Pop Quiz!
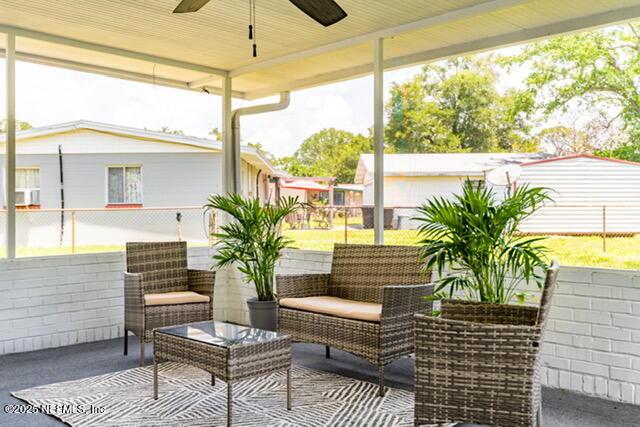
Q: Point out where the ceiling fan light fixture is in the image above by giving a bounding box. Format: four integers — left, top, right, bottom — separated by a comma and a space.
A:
172, 0, 347, 58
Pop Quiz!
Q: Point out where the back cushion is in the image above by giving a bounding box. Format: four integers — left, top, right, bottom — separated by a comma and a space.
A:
126, 241, 188, 293
329, 244, 430, 303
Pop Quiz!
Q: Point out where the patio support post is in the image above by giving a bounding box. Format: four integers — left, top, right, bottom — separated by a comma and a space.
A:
5, 32, 16, 259
373, 37, 384, 245
222, 75, 236, 194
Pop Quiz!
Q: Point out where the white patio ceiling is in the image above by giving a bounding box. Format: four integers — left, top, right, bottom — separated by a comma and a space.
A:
1, 0, 640, 100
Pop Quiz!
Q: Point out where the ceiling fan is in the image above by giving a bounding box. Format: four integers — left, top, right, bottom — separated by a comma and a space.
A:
173, 0, 347, 57
173, 0, 347, 26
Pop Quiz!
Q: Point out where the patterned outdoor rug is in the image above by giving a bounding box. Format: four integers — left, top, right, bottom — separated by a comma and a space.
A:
12, 363, 414, 426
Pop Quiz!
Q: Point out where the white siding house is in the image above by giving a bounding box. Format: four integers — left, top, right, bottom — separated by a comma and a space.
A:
519, 155, 640, 234
355, 153, 545, 227
355, 153, 640, 234
0, 121, 280, 247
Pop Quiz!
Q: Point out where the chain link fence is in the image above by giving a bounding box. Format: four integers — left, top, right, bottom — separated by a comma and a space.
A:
0, 206, 215, 257
281, 204, 640, 252
0, 203, 637, 257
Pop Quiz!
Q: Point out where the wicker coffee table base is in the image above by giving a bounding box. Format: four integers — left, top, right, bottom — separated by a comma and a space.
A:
153, 328, 292, 427
153, 363, 291, 426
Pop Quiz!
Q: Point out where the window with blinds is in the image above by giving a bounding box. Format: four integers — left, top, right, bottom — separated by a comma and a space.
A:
107, 166, 142, 205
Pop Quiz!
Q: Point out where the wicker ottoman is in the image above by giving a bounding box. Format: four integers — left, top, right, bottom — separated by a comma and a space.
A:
153, 320, 292, 426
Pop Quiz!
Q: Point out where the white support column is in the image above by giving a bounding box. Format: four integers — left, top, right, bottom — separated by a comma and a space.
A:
5, 33, 16, 259
221, 75, 235, 194
373, 38, 384, 245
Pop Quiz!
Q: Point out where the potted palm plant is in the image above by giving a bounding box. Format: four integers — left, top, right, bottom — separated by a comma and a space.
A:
415, 179, 551, 304
205, 193, 301, 331
412, 179, 558, 427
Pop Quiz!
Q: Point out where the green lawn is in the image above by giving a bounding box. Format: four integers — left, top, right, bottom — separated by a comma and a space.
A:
3, 232, 639, 270
284, 229, 640, 271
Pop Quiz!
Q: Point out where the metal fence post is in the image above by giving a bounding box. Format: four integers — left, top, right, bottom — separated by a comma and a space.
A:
602, 205, 607, 252
176, 212, 183, 241
344, 207, 348, 244
71, 210, 77, 254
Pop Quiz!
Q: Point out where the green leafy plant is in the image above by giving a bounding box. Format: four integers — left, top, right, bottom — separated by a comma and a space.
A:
415, 180, 551, 304
205, 194, 302, 301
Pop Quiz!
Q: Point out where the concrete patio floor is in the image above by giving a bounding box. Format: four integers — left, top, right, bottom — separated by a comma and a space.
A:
1, 338, 639, 426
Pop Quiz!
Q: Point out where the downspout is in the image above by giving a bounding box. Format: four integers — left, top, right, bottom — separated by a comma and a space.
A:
255, 169, 262, 199
230, 92, 290, 194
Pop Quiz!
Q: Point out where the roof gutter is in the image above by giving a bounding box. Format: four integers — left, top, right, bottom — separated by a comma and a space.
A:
230, 92, 290, 193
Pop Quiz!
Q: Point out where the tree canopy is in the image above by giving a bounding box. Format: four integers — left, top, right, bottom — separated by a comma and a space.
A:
504, 23, 640, 160
385, 57, 537, 154
276, 128, 372, 183
0, 119, 33, 133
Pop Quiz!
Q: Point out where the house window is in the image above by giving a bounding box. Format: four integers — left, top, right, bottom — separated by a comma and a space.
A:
107, 166, 142, 205
16, 168, 40, 207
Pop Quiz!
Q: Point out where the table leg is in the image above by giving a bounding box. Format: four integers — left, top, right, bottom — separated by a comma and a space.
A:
211, 374, 215, 386
286, 368, 291, 410
153, 358, 158, 400
227, 382, 232, 426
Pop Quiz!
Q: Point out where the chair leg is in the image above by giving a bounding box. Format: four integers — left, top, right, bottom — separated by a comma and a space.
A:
536, 406, 542, 427
153, 357, 158, 400
325, 346, 330, 359
378, 365, 385, 397
123, 329, 128, 356
140, 337, 145, 367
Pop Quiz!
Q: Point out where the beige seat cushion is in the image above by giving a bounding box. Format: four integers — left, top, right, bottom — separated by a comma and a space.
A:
279, 296, 381, 322
144, 291, 210, 306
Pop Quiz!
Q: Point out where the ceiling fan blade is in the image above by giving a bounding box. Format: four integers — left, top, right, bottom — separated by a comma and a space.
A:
173, 0, 211, 13
289, 0, 347, 27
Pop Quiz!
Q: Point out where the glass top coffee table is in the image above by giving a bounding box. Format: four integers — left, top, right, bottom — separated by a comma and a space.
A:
153, 321, 292, 426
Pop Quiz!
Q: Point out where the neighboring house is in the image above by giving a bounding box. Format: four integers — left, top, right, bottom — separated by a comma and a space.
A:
355, 152, 545, 205
518, 154, 640, 235
355, 152, 640, 234
0, 120, 281, 247
333, 184, 363, 208
355, 152, 545, 228
278, 177, 363, 208
279, 177, 331, 204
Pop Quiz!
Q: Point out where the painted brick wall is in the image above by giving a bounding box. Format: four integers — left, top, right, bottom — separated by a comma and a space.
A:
0, 247, 222, 355
0, 247, 328, 354
542, 267, 640, 404
223, 249, 332, 325
2, 247, 640, 405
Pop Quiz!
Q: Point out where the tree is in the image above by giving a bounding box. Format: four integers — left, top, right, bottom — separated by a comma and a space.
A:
534, 126, 593, 156
158, 126, 184, 135
504, 23, 640, 160
534, 116, 626, 156
0, 119, 33, 133
209, 127, 223, 141
385, 57, 536, 154
279, 128, 372, 183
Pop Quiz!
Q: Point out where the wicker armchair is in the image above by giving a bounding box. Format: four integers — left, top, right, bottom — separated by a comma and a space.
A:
276, 244, 433, 396
414, 260, 560, 427
124, 241, 215, 366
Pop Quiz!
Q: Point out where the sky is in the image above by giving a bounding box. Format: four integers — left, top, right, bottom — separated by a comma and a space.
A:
0, 59, 425, 158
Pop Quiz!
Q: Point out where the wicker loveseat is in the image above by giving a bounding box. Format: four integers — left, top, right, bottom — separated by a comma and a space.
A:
276, 243, 433, 396
414, 260, 560, 427
124, 241, 215, 366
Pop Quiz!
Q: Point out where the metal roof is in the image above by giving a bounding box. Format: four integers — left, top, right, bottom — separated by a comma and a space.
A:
521, 154, 640, 168
0, 119, 280, 174
355, 152, 546, 182
1, 1, 639, 100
